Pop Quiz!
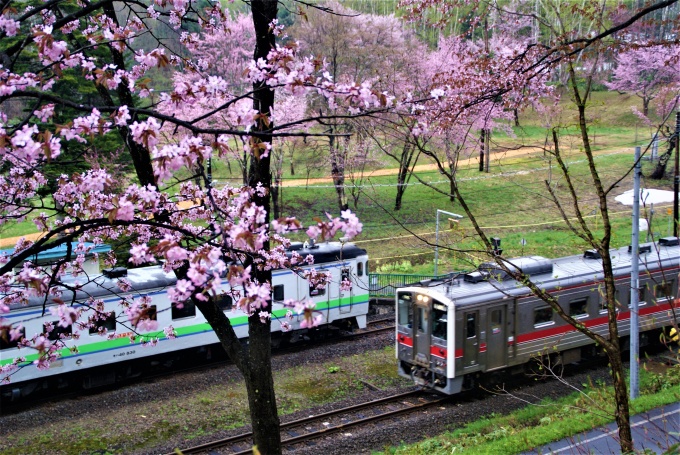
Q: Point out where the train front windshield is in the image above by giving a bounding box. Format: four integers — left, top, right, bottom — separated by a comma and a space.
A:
397, 291, 447, 339
397, 292, 413, 328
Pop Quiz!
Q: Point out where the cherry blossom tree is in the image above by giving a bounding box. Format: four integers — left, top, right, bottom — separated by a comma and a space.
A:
293, 1, 423, 211
0, 0, 390, 452
607, 43, 680, 116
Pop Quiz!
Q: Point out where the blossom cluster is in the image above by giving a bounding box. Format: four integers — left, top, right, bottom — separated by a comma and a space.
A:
0, 0, 379, 384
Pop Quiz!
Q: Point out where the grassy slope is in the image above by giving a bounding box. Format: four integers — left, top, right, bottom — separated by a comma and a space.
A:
3, 91, 675, 274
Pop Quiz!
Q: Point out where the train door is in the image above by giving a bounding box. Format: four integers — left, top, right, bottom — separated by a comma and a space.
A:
463, 310, 479, 368
413, 300, 431, 367
485, 305, 507, 370
339, 267, 351, 314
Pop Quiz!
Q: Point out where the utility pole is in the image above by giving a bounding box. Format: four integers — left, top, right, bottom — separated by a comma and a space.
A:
483, 17, 490, 173
630, 146, 641, 400
674, 112, 679, 238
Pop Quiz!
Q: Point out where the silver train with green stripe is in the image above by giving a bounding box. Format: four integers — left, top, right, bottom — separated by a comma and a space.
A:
1, 241, 369, 401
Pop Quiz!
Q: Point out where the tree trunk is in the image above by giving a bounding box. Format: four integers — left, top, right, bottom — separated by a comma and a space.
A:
650, 136, 675, 179
608, 346, 634, 453
479, 129, 485, 172
569, 61, 633, 453
394, 142, 413, 211
245, 1, 281, 453
329, 129, 348, 211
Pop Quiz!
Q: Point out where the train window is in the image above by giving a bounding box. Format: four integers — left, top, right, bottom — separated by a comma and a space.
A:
357, 262, 363, 277
397, 293, 413, 328
0, 326, 25, 350
89, 311, 116, 335
341, 268, 351, 290
417, 307, 428, 333
628, 285, 649, 308
533, 307, 553, 327
600, 289, 622, 313
172, 300, 196, 320
134, 305, 157, 328
272, 284, 284, 302
365, 261, 369, 275
466, 313, 476, 338
638, 285, 647, 304
216, 293, 233, 311
44, 321, 72, 341
654, 280, 675, 302
491, 309, 502, 326
432, 304, 447, 340
309, 284, 326, 297
569, 298, 589, 318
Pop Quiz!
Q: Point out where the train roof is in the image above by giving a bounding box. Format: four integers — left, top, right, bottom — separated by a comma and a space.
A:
400, 240, 680, 308
1, 242, 111, 261
286, 241, 367, 263
6, 241, 366, 311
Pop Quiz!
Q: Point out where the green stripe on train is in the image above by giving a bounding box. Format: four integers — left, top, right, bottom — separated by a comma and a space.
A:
0, 295, 369, 367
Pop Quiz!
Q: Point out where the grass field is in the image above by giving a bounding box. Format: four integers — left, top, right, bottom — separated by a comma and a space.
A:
1, 91, 676, 274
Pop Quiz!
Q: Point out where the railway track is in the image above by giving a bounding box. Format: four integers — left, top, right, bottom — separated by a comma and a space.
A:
169, 390, 447, 455
1, 316, 395, 412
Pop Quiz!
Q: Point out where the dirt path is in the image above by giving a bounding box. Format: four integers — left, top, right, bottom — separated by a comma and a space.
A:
0, 145, 625, 249
280, 145, 549, 187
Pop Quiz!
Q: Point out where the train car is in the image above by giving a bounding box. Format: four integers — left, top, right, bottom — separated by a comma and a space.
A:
0, 241, 369, 401
396, 238, 680, 394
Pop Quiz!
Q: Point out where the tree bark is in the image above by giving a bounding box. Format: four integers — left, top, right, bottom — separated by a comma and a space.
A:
329, 129, 349, 211
650, 136, 675, 179
570, 62, 633, 453
394, 141, 414, 211
245, 1, 281, 453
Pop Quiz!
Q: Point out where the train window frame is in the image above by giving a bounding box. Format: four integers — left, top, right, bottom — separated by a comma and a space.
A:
653, 280, 675, 303
272, 284, 285, 302
44, 321, 73, 341
216, 293, 233, 311
533, 307, 554, 328
341, 268, 351, 290
309, 284, 326, 297
569, 297, 589, 319
172, 300, 196, 320
417, 306, 428, 333
636, 284, 649, 306
465, 313, 476, 339
357, 261, 363, 277
1, 326, 25, 350
599, 289, 622, 314
432, 302, 447, 340
89, 311, 116, 335
627, 285, 649, 309
397, 293, 413, 329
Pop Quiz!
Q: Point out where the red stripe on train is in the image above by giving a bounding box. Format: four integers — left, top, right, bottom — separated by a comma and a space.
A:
396, 334, 448, 359
516, 302, 676, 345
397, 334, 413, 347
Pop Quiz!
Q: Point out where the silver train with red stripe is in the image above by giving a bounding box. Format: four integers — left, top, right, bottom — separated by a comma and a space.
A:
396, 238, 680, 394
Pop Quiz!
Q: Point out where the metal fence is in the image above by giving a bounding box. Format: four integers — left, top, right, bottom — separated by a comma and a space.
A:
368, 273, 453, 299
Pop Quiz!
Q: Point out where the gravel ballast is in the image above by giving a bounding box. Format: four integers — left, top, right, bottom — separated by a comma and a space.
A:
0, 322, 619, 455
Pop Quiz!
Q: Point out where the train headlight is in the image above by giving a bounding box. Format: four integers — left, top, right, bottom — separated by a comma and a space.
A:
416, 294, 430, 303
